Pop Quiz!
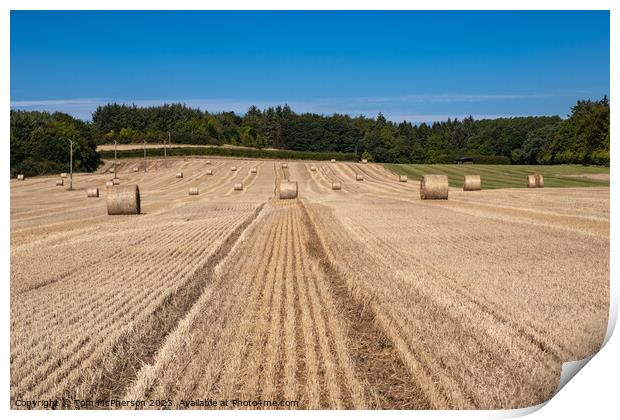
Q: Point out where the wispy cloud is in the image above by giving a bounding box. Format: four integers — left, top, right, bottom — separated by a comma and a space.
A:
10, 98, 107, 107
345, 93, 547, 104
10, 93, 554, 124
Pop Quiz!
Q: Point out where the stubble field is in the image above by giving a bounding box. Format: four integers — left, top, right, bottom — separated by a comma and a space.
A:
10, 157, 609, 409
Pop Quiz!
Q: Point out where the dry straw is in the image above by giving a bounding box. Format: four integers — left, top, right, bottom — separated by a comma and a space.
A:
310, 166, 317, 171
105, 180, 114, 187
251, 167, 257, 174
282, 163, 288, 168
206, 160, 212, 165
133, 167, 139, 172
331, 182, 341, 190
60, 173, 67, 178
113, 178, 121, 185
231, 166, 237, 171
420, 175, 449, 200
463, 175, 481, 191
330, 159, 336, 163
206, 169, 213, 175
399, 175, 408, 182
56, 179, 64, 186
527, 174, 538, 188
109, 168, 115, 173
361, 159, 368, 163
189, 187, 199, 196
87, 187, 99, 198
535, 173, 544, 188
234, 182, 243, 191
356, 174, 364, 181
107, 185, 141, 215
17, 174, 25, 181
176, 172, 183, 178
279, 181, 298, 199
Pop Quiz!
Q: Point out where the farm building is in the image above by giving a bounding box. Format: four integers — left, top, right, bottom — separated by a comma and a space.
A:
456, 156, 474, 164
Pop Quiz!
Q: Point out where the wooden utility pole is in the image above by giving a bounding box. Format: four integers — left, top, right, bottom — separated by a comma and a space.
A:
164, 132, 168, 167
69, 139, 74, 190
114, 139, 118, 180
143, 139, 147, 172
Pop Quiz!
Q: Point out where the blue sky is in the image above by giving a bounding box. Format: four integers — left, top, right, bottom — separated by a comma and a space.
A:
10, 10, 609, 123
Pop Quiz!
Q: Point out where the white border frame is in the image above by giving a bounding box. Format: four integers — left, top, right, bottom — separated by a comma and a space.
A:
2, 2, 616, 419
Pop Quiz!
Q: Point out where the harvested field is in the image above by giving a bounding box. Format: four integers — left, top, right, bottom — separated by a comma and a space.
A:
10, 158, 609, 410
386, 163, 610, 189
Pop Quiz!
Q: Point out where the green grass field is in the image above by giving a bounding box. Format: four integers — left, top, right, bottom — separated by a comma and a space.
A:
383, 164, 610, 189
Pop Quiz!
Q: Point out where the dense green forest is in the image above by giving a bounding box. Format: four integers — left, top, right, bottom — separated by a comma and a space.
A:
10, 96, 610, 176
10, 111, 100, 176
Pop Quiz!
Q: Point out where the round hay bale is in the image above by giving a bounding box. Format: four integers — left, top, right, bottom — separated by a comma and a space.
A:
310, 166, 317, 172
527, 174, 537, 188
231, 166, 237, 172
189, 187, 199, 196
87, 187, 99, 198
356, 174, 364, 181
361, 159, 368, 164
60, 172, 68, 178
105, 180, 114, 187
282, 163, 288, 168
250, 167, 257, 174
109, 168, 115, 173
17, 174, 25, 180
279, 181, 298, 199
112, 178, 121, 185
107, 185, 141, 215
176, 172, 183, 178
56, 179, 64, 186
133, 167, 139, 172
399, 175, 408, 182
535, 173, 544, 188
234, 182, 243, 191
331, 182, 341, 190
420, 175, 449, 200
463, 175, 481, 191
330, 159, 336, 163
206, 169, 213, 175
206, 160, 212, 165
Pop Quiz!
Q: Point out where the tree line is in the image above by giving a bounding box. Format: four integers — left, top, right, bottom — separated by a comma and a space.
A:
10, 110, 100, 176
10, 96, 609, 176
